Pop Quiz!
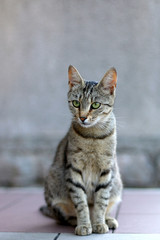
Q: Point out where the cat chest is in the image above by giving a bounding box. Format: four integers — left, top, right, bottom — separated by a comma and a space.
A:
74, 137, 112, 155
68, 137, 114, 202
68, 136, 113, 171
82, 161, 99, 203
69, 136, 113, 163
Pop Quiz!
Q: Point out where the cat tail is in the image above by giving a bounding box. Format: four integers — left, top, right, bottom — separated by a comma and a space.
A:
40, 205, 54, 218
39, 205, 77, 226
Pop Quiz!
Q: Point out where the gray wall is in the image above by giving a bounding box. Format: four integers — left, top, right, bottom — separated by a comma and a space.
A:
0, 0, 160, 187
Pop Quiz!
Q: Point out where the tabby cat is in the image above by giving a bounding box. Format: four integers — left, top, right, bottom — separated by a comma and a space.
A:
40, 65, 122, 235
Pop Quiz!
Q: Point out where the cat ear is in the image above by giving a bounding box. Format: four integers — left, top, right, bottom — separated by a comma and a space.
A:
68, 65, 84, 89
98, 67, 117, 95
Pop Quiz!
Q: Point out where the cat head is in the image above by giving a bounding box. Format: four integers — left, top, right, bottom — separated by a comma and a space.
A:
68, 65, 117, 128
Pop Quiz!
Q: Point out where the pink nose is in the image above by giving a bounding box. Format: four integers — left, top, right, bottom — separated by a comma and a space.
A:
80, 117, 87, 122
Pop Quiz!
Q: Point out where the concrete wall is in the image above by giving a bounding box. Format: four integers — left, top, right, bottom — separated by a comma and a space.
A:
0, 0, 160, 187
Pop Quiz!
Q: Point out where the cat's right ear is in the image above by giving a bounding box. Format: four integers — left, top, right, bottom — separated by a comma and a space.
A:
68, 65, 84, 89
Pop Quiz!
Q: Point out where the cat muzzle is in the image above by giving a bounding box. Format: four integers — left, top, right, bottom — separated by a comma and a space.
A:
80, 117, 87, 123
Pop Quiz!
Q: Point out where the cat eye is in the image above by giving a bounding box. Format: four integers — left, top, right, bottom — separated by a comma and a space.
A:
91, 102, 101, 109
72, 100, 80, 108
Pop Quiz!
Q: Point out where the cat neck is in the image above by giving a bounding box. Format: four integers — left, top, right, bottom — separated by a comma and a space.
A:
72, 112, 115, 139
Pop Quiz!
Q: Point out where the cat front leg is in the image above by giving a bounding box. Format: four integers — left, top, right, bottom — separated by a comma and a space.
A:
66, 169, 92, 236
92, 169, 112, 234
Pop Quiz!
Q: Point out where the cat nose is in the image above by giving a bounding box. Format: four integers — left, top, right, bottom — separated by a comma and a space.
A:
80, 117, 87, 123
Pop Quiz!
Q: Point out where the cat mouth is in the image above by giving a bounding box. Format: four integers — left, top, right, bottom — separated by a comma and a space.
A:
78, 119, 97, 128
78, 119, 91, 127
80, 121, 90, 126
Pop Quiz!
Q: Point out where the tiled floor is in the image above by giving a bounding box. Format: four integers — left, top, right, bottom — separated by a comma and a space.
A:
0, 188, 160, 239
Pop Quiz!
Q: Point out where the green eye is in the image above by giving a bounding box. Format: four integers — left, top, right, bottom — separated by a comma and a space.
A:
72, 100, 80, 108
91, 102, 101, 109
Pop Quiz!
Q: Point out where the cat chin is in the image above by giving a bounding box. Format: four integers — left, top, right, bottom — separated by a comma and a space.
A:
77, 121, 91, 128
79, 123, 93, 128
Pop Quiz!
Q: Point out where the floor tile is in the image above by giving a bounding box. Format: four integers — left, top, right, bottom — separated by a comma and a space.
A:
116, 214, 160, 234
59, 233, 160, 240
0, 232, 58, 240
120, 189, 160, 214
0, 192, 74, 233
0, 193, 26, 210
0, 188, 160, 235
116, 189, 160, 234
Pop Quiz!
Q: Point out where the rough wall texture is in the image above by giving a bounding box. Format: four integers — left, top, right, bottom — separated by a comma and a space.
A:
0, 136, 160, 187
0, 0, 160, 187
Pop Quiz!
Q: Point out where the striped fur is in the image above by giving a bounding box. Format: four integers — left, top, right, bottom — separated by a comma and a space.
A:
41, 66, 122, 236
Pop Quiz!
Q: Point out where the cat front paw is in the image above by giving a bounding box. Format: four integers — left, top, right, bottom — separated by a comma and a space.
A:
75, 224, 92, 236
106, 217, 118, 230
92, 223, 109, 234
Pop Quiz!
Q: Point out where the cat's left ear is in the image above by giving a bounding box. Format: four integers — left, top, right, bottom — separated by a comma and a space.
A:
68, 65, 84, 89
98, 67, 117, 95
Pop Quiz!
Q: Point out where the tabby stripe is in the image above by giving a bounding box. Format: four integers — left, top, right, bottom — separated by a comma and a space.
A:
77, 204, 88, 213
95, 201, 108, 207
104, 104, 113, 107
68, 188, 75, 193
104, 128, 115, 138
83, 82, 97, 96
66, 164, 82, 176
63, 140, 68, 164
100, 169, 110, 177
66, 178, 86, 193
101, 196, 109, 201
77, 207, 84, 213
74, 200, 84, 209
73, 195, 81, 200
95, 181, 111, 192
73, 125, 115, 140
